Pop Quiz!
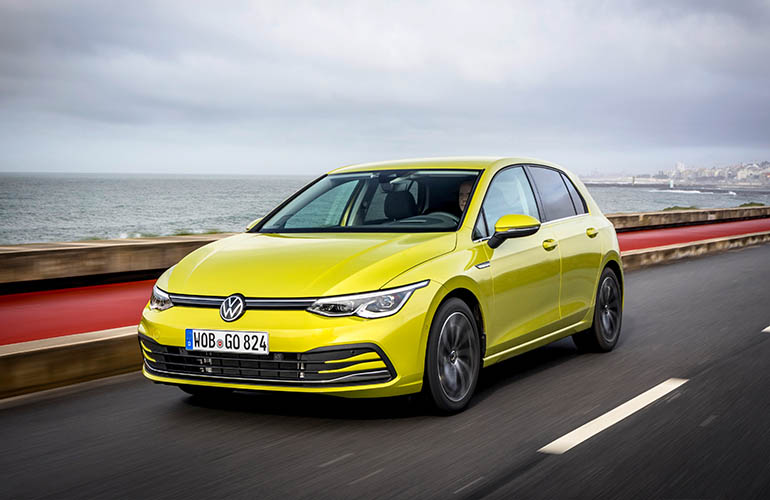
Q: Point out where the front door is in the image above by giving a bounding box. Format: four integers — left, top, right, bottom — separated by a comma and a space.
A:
477, 166, 561, 356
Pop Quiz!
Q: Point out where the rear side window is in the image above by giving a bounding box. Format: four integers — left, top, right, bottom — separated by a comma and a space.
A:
561, 173, 587, 215
528, 166, 576, 221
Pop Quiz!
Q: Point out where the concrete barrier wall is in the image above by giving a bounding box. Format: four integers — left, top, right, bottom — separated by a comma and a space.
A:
0, 234, 233, 286
1, 206, 769, 286
0, 326, 140, 399
609, 206, 770, 231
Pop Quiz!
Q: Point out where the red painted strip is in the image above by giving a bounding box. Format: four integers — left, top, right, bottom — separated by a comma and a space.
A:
2, 218, 769, 346
0, 280, 153, 346
617, 218, 770, 252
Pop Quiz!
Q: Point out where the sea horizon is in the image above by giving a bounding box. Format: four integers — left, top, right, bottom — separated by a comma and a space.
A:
1, 172, 768, 245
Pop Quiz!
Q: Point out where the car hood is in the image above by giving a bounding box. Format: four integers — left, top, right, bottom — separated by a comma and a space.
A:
164, 232, 456, 297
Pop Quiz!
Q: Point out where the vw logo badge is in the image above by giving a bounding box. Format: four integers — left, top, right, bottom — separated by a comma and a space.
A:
220, 294, 245, 322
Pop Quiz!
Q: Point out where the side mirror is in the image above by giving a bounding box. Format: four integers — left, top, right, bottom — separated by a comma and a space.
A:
488, 214, 541, 249
245, 217, 263, 231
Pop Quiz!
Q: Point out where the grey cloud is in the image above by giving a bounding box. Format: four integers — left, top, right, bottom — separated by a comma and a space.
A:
0, 0, 768, 175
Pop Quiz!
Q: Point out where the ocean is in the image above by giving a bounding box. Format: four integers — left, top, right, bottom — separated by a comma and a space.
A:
1, 173, 768, 245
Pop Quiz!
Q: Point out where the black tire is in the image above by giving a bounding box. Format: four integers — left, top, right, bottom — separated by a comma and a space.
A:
178, 385, 230, 398
424, 298, 481, 413
573, 267, 623, 352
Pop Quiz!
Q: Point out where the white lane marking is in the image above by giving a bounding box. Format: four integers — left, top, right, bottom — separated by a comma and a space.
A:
762, 325, 770, 333
347, 468, 384, 486
538, 378, 688, 455
700, 415, 718, 427
453, 477, 484, 494
319, 452, 354, 468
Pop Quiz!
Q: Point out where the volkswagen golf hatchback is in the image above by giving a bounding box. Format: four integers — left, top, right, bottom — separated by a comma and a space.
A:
140, 157, 623, 411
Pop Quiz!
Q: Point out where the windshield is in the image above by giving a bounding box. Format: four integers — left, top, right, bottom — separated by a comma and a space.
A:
258, 170, 480, 233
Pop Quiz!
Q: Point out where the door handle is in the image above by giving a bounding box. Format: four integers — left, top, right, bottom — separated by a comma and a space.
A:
586, 227, 598, 238
542, 239, 558, 251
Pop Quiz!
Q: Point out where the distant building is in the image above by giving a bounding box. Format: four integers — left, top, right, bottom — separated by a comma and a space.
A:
657, 160, 770, 185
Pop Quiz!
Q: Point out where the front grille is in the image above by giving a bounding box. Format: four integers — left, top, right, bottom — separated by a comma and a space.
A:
140, 335, 395, 387
166, 292, 316, 310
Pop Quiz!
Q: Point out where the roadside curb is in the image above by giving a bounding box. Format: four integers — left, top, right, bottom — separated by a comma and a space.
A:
0, 326, 139, 399
621, 230, 770, 271
2, 232, 770, 400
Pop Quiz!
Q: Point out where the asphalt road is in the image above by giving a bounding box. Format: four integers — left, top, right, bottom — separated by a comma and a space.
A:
2, 244, 770, 499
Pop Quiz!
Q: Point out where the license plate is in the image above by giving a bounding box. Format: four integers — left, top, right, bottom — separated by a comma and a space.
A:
185, 329, 269, 355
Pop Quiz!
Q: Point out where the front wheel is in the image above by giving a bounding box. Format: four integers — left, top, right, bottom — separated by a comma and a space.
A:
573, 267, 623, 352
424, 298, 481, 413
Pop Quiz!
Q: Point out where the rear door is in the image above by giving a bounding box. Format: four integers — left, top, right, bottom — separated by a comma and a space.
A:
475, 166, 561, 356
527, 166, 602, 327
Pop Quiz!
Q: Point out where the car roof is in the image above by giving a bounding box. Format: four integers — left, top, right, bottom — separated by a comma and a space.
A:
329, 156, 562, 174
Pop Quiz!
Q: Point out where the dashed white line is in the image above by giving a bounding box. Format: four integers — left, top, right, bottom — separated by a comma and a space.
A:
453, 476, 484, 494
762, 325, 770, 333
700, 415, 718, 427
538, 378, 689, 455
347, 468, 384, 485
319, 452, 354, 468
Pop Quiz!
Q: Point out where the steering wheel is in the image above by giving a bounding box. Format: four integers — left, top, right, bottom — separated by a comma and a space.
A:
429, 211, 460, 223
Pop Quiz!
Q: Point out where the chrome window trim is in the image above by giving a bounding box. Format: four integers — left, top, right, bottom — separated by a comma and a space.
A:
540, 212, 591, 226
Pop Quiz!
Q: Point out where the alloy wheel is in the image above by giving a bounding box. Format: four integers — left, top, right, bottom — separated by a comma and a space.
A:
598, 276, 621, 343
437, 311, 479, 403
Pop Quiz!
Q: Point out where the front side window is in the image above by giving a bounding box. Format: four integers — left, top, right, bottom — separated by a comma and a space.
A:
528, 166, 576, 221
259, 170, 480, 233
478, 166, 539, 236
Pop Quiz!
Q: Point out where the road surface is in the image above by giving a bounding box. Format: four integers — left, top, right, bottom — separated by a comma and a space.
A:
1, 244, 769, 499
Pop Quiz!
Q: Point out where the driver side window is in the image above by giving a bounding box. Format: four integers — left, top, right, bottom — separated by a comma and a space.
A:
479, 167, 539, 236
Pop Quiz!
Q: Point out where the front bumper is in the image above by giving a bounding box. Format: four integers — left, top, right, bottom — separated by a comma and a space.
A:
141, 334, 395, 386
138, 280, 442, 397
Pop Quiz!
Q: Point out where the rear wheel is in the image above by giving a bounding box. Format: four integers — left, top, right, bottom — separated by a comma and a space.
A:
425, 298, 481, 413
573, 267, 622, 352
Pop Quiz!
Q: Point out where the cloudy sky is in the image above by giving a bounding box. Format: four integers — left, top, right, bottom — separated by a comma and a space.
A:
1, 0, 768, 176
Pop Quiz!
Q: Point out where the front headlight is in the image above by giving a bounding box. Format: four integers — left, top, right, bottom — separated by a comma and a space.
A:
149, 285, 174, 311
307, 280, 429, 319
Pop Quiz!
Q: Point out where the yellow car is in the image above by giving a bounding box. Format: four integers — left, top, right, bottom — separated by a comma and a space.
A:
139, 157, 623, 412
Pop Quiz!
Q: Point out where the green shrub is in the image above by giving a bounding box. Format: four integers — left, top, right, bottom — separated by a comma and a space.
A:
662, 205, 699, 211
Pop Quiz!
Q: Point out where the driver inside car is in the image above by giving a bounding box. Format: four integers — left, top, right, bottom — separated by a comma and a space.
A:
458, 180, 473, 212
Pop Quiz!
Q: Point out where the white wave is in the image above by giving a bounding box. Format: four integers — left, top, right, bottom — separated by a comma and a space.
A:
648, 189, 711, 194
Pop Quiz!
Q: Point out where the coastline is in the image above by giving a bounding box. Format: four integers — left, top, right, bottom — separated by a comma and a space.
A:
584, 182, 770, 195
